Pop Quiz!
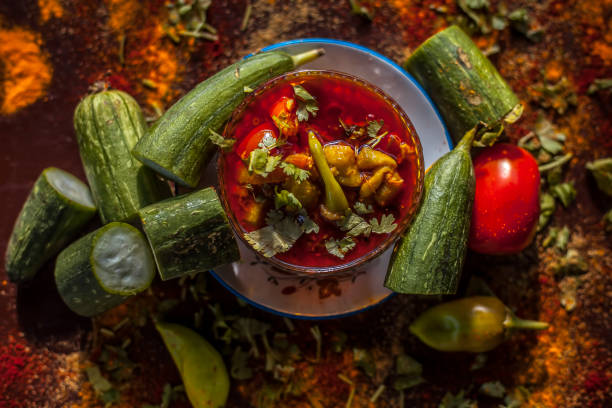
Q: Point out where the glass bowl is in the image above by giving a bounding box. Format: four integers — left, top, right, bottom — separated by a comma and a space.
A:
218, 69, 424, 276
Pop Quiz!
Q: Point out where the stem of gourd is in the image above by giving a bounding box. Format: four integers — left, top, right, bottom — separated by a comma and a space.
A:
291, 48, 325, 67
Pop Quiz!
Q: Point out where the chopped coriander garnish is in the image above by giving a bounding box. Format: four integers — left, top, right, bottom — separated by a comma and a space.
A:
367, 120, 384, 138
274, 189, 302, 212
353, 201, 374, 215
280, 162, 310, 182
338, 212, 372, 238
245, 210, 319, 257
292, 85, 319, 122
325, 237, 356, 259
209, 129, 236, 152
370, 214, 398, 234
248, 149, 281, 177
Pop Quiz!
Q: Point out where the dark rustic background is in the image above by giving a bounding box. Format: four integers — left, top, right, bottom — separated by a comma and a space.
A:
0, 0, 611, 407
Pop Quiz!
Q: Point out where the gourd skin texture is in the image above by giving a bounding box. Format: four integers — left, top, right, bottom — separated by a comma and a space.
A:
156, 322, 230, 408
133, 51, 300, 188
73, 90, 170, 224
385, 130, 475, 295
138, 187, 240, 280
405, 25, 519, 145
4, 167, 96, 283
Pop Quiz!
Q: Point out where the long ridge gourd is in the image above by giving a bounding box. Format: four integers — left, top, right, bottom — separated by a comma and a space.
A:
385, 125, 479, 295
137, 187, 240, 280
54, 222, 156, 317
404, 25, 520, 145
4, 167, 97, 283
73, 90, 171, 224
132, 48, 324, 188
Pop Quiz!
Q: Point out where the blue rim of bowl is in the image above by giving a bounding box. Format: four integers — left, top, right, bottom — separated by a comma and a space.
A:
209, 38, 452, 320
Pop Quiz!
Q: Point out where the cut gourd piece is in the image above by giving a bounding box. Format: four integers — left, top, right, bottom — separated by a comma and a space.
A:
55, 222, 155, 317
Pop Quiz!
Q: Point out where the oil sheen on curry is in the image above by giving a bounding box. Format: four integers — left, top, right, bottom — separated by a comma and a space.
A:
220, 71, 420, 269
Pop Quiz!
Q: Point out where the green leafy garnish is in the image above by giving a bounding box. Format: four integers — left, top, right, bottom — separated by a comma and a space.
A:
479, 381, 506, 399
245, 210, 318, 257
367, 120, 384, 138
586, 158, 612, 197
354, 201, 374, 215
338, 212, 372, 238
538, 192, 556, 231
274, 189, 302, 212
439, 390, 477, 408
393, 353, 424, 391
587, 78, 612, 94
280, 162, 310, 182
209, 129, 236, 152
293, 85, 318, 122
353, 348, 375, 378
370, 214, 398, 234
325, 237, 356, 259
248, 149, 282, 177
551, 182, 576, 208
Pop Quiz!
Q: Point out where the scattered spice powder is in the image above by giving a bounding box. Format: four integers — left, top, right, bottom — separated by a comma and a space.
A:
38, 0, 64, 23
0, 27, 52, 115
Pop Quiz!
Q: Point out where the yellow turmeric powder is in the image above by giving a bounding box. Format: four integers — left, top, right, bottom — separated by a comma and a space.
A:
0, 27, 52, 115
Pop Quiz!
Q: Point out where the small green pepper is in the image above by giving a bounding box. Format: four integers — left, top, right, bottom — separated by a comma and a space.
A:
308, 130, 349, 214
156, 322, 230, 408
410, 296, 548, 352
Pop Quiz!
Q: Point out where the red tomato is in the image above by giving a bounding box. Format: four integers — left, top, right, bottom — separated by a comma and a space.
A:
469, 143, 541, 254
234, 125, 277, 160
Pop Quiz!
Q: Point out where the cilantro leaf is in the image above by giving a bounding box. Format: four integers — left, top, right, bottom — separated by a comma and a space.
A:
551, 182, 576, 208
338, 212, 372, 237
209, 129, 236, 152
353, 201, 374, 215
274, 189, 302, 211
248, 149, 281, 177
280, 162, 310, 182
367, 120, 384, 138
292, 85, 318, 122
245, 210, 318, 257
370, 214, 397, 234
325, 237, 356, 259
297, 211, 320, 234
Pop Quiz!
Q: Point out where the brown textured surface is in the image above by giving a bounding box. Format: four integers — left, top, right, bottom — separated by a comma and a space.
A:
0, 1, 611, 407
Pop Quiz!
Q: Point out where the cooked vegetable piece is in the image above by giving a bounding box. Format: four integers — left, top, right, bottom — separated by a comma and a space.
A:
5, 167, 97, 283
324, 143, 362, 187
357, 146, 398, 170
138, 187, 240, 280
376, 170, 404, 206
385, 125, 478, 295
270, 96, 299, 139
155, 322, 229, 408
133, 49, 324, 188
235, 125, 277, 161
283, 178, 320, 210
55, 222, 155, 317
73, 90, 170, 224
410, 296, 548, 352
404, 25, 521, 144
308, 131, 349, 215
360, 166, 393, 199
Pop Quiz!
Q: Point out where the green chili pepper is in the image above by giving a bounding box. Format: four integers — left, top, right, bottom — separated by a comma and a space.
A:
308, 130, 349, 214
410, 296, 548, 352
155, 322, 229, 408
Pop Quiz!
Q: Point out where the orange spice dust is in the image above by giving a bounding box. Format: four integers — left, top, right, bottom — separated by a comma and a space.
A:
38, 0, 64, 23
101, 0, 184, 115
0, 27, 52, 115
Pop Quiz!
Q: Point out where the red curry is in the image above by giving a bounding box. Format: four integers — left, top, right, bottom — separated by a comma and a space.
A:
220, 71, 421, 270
